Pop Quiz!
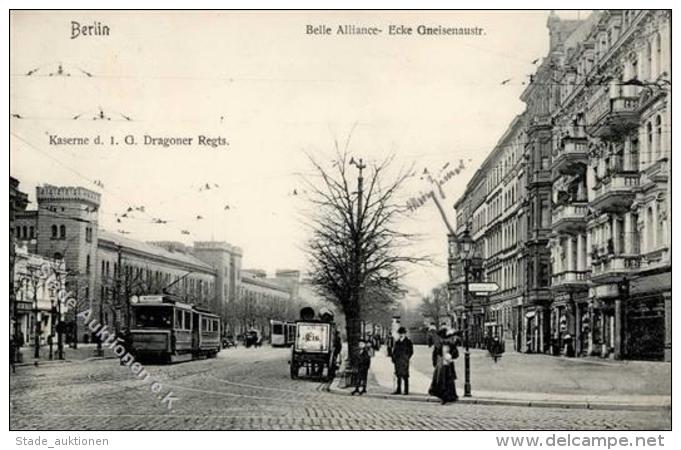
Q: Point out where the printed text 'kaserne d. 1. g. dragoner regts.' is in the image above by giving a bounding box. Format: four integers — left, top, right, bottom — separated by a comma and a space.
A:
47, 134, 230, 149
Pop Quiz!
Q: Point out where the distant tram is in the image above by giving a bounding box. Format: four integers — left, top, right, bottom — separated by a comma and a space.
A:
128, 295, 221, 363
270, 320, 296, 347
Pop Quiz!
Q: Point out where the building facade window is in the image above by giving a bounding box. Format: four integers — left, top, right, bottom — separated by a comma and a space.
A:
657, 198, 666, 248
646, 207, 654, 252
655, 114, 663, 160
59, 225, 66, 240
655, 33, 662, 77
645, 40, 652, 80
51, 225, 58, 239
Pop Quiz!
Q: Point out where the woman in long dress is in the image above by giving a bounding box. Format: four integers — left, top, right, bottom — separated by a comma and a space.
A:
429, 339, 459, 404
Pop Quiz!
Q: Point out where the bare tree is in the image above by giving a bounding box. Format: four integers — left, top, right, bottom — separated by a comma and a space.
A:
304, 146, 427, 367
418, 283, 449, 328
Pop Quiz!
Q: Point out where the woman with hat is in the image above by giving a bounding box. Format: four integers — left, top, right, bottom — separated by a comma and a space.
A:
428, 328, 459, 404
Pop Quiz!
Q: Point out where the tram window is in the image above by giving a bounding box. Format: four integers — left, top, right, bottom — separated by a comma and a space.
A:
184, 311, 192, 330
273, 324, 283, 334
202, 318, 207, 330
175, 310, 183, 329
134, 306, 173, 328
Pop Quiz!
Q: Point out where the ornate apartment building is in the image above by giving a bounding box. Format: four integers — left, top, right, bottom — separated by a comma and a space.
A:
451, 10, 670, 361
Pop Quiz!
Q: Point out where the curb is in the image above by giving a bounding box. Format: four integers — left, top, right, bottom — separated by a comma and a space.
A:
326, 377, 670, 412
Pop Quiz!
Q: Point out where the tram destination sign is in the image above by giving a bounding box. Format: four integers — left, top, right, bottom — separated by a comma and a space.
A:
467, 282, 500, 293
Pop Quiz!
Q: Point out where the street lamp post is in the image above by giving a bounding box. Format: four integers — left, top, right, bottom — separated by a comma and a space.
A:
458, 228, 474, 398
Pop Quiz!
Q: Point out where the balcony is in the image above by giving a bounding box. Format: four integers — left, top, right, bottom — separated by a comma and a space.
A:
551, 202, 588, 233
591, 255, 640, 284
585, 92, 640, 138
639, 247, 671, 274
641, 158, 669, 186
591, 173, 639, 212
551, 270, 590, 292
551, 136, 588, 178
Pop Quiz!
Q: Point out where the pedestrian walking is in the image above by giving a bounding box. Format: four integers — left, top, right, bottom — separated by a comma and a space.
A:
352, 339, 372, 395
332, 330, 342, 367
429, 329, 459, 404
372, 334, 381, 352
391, 326, 413, 395
386, 334, 394, 357
10, 336, 16, 374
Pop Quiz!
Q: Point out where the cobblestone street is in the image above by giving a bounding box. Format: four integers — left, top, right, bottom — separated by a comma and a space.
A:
10, 347, 671, 430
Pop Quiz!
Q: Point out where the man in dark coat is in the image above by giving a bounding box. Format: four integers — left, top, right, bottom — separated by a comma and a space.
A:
391, 327, 414, 395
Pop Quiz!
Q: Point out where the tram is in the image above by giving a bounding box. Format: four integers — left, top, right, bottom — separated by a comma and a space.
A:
128, 295, 221, 363
270, 319, 296, 347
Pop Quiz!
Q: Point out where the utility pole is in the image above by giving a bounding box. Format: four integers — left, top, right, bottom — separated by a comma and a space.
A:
351, 157, 366, 223
29, 267, 40, 361
115, 245, 123, 332
56, 277, 64, 360
72, 277, 79, 349
348, 156, 366, 370
96, 286, 105, 357
463, 261, 472, 397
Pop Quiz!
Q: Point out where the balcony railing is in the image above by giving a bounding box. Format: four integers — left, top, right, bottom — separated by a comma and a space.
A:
551, 270, 590, 290
554, 137, 588, 158
552, 136, 589, 177
586, 91, 640, 137
592, 255, 641, 282
592, 173, 639, 210
551, 202, 588, 229
642, 158, 669, 183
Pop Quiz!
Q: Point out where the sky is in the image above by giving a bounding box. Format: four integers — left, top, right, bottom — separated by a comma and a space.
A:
9, 10, 589, 295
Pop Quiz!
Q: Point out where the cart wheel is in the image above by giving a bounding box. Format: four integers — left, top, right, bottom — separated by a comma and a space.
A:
290, 363, 298, 379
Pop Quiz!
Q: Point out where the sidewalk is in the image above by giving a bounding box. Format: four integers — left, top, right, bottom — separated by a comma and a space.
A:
329, 345, 671, 411
13, 344, 117, 367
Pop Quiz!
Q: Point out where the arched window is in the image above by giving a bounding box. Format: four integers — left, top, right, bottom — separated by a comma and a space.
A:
29, 226, 35, 239
22, 226, 27, 239
15, 226, 20, 239
59, 225, 66, 239
51, 225, 58, 239
86, 254, 91, 274
54, 252, 62, 260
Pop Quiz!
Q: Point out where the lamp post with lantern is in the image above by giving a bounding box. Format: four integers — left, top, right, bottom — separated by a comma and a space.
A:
457, 227, 475, 398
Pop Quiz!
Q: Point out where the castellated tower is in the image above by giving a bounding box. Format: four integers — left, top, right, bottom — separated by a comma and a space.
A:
193, 241, 243, 324
35, 184, 101, 312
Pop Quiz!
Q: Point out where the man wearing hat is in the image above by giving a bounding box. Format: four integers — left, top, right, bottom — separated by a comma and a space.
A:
391, 326, 414, 395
